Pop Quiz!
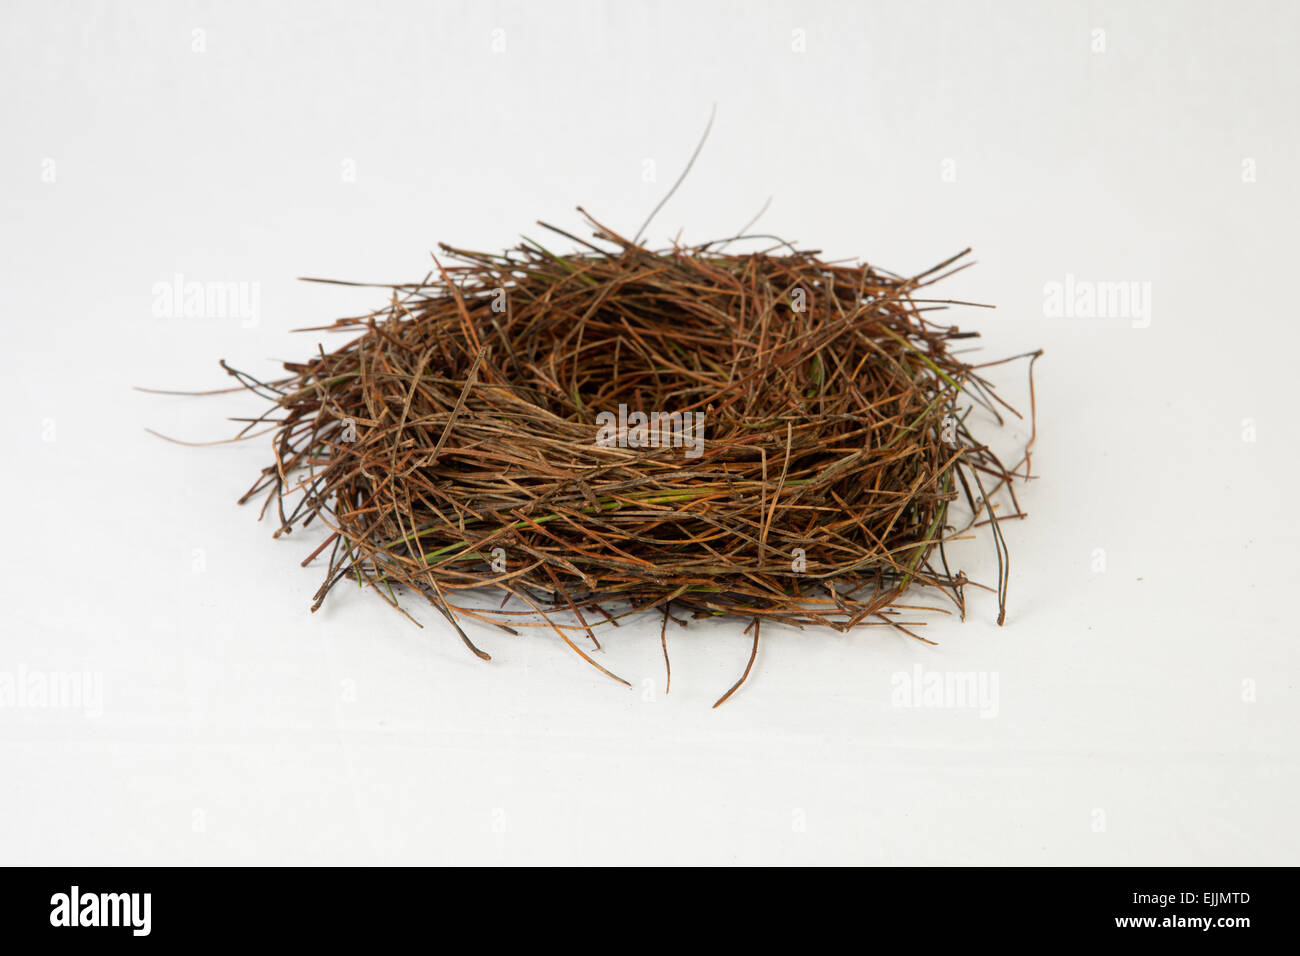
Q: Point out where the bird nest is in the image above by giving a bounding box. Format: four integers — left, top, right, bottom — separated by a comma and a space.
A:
227, 212, 1039, 699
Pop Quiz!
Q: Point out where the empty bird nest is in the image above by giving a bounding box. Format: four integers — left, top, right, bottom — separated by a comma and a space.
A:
211, 210, 1039, 701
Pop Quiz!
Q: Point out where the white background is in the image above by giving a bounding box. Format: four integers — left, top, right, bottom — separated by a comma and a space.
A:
2, 0, 1297, 865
